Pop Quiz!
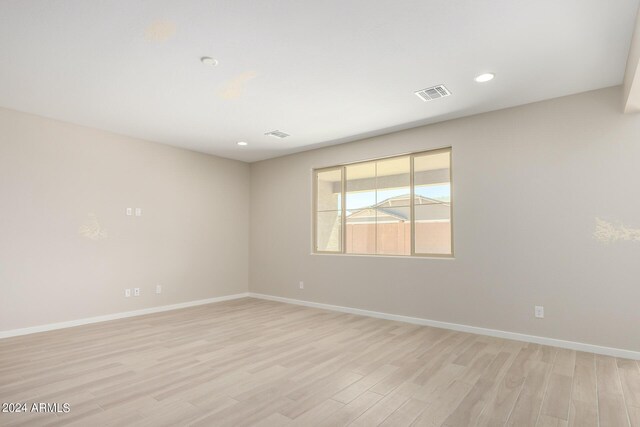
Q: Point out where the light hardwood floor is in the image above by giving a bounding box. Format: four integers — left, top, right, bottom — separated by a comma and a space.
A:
0, 298, 638, 426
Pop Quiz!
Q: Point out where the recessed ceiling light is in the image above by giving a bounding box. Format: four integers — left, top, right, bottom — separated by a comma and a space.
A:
474, 73, 494, 83
201, 56, 218, 67
237, 141, 248, 146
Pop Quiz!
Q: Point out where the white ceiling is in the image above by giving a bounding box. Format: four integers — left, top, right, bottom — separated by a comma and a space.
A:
1, 0, 638, 162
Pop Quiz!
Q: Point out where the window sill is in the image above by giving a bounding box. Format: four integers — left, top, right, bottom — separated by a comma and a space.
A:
310, 252, 455, 260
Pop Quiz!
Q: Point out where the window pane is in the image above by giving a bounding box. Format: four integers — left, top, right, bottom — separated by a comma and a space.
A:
346, 162, 376, 211
316, 211, 342, 252
376, 156, 410, 207
414, 150, 451, 205
346, 208, 376, 254
414, 204, 451, 255
414, 150, 452, 255
376, 207, 410, 255
316, 169, 342, 211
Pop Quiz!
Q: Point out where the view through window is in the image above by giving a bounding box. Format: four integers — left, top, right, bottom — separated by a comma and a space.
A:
314, 148, 452, 257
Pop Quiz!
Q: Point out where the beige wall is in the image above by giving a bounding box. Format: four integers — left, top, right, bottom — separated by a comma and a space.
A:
0, 108, 250, 331
250, 86, 640, 352
2, 86, 639, 352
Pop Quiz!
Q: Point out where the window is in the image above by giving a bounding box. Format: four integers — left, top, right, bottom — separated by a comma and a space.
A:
313, 148, 452, 257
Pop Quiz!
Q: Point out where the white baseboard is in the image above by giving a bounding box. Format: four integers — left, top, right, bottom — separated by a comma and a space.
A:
0, 292, 250, 339
4, 291, 637, 360
248, 292, 640, 360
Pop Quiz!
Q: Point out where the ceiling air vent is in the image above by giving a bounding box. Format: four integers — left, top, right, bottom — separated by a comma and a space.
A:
264, 130, 290, 139
414, 85, 451, 102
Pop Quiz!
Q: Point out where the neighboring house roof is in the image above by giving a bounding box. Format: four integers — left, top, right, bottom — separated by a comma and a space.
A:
348, 207, 407, 222
347, 194, 450, 223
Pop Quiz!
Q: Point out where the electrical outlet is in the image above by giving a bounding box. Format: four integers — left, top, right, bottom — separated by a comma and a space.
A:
135, 208, 142, 217
156, 285, 162, 294
134, 288, 140, 297
299, 281, 304, 289
125, 289, 131, 297
126, 208, 133, 216
535, 305, 544, 319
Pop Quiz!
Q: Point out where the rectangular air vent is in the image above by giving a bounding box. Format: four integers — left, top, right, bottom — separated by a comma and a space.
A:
414, 85, 451, 102
264, 130, 290, 139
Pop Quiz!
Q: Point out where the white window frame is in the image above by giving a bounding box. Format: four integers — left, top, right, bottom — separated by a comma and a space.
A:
312, 147, 453, 258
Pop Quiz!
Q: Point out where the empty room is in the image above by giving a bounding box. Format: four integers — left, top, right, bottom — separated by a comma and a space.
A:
1, 1, 640, 426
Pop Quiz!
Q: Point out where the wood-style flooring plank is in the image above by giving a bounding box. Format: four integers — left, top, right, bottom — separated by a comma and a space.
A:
0, 297, 636, 427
